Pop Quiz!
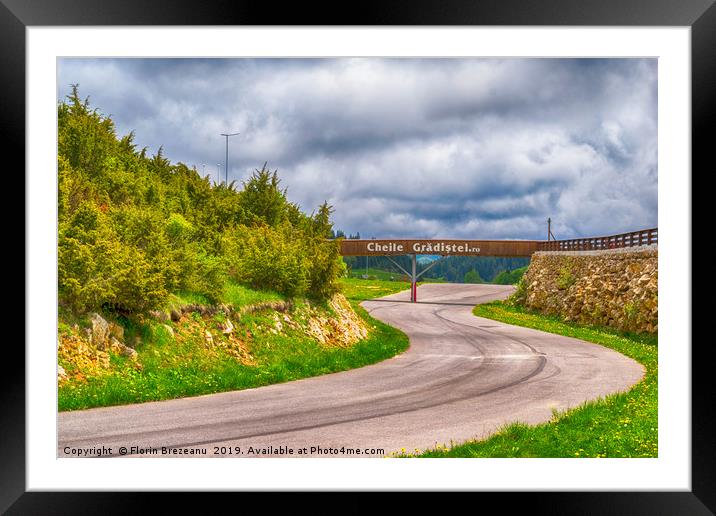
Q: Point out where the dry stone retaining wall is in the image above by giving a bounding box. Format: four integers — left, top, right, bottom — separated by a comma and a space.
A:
517, 245, 657, 334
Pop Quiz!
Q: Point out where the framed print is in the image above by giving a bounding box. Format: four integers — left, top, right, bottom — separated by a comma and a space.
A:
6, 0, 713, 512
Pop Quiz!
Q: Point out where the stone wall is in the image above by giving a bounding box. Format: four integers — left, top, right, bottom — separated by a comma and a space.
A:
516, 246, 657, 334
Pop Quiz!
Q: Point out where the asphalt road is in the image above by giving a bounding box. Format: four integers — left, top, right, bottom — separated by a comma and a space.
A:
58, 283, 645, 458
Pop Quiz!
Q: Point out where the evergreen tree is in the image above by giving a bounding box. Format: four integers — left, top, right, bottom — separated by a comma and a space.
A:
464, 269, 484, 284
240, 165, 290, 227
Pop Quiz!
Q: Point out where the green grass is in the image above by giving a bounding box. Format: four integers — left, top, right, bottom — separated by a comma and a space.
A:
410, 301, 657, 458
222, 281, 286, 307
166, 281, 285, 312
348, 267, 448, 283
59, 281, 409, 411
340, 277, 412, 302
165, 291, 211, 312
340, 276, 448, 302
349, 267, 409, 281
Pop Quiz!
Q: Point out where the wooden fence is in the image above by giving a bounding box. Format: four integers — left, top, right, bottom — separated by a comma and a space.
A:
537, 227, 657, 252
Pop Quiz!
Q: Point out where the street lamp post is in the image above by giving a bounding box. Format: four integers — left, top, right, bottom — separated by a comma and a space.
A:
220, 132, 240, 185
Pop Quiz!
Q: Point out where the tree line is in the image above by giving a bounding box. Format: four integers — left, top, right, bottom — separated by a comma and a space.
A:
342, 255, 529, 284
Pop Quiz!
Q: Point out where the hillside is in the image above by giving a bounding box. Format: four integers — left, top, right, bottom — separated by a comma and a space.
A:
57, 88, 408, 409
58, 281, 410, 410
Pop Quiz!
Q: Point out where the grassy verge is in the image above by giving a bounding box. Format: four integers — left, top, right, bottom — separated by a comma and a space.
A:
339, 277, 411, 302
166, 282, 285, 313
339, 276, 450, 303
59, 280, 410, 411
348, 267, 409, 281
411, 301, 657, 458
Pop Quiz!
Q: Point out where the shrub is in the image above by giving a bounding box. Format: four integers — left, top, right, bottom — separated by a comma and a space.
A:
507, 276, 528, 306
58, 202, 169, 313
307, 239, 343, 299
225, 223, 310, 297
557, 265, 576, 290
184, 251, 227, 304
165, 213, 195, 243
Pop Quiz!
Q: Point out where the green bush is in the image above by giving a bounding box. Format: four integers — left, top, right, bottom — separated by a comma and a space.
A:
57, 88, 344, 314
307, 239, 343, 299
224, 224, 310, 297
557, 265, 576, 290
185, 251, 227, 303
508, 276, 528, 306
165, 213, 195, 243
58, 202, 169, 313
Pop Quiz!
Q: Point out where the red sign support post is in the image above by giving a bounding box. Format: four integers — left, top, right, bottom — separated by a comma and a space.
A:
411, 254, 417, 303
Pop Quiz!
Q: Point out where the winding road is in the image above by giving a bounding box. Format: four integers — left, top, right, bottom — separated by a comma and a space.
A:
58, 283, 644, 457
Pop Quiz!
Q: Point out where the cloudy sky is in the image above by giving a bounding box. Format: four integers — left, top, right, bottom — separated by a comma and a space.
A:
57, 58, 657, 240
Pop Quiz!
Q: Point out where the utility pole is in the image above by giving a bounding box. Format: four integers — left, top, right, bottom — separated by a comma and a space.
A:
220, 132, 240, 185
547, 217, 551, 241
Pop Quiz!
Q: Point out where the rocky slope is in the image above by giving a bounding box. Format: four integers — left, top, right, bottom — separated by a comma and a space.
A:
58, 293, 369, 384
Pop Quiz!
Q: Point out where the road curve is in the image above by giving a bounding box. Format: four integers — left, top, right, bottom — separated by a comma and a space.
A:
58, 284, 645, 457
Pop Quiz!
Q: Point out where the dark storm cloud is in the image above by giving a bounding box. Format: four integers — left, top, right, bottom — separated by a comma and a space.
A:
57, 58, 657, 239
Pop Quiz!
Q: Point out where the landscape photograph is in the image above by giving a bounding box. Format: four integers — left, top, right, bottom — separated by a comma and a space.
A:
56, 57, 658, 459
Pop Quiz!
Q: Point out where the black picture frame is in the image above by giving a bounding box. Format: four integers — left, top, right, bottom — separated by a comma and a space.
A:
5, 0, 710, 512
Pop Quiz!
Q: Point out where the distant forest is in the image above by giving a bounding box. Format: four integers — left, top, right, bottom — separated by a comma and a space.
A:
335, 230, 529, 283
342, 255, 529, 284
